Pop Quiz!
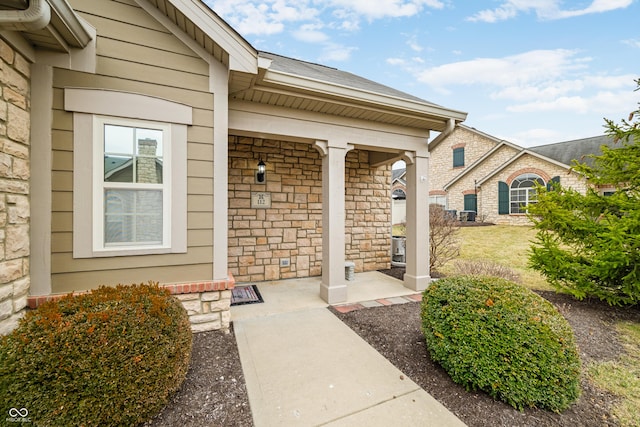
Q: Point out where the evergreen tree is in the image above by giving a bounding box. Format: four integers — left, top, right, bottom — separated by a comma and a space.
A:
528, 79, 640, 305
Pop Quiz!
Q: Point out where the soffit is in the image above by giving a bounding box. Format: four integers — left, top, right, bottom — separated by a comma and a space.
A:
230, 52, 467, 132
145, 0, 258, 74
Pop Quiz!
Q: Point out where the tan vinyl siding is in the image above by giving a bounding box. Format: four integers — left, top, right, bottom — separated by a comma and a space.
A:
50, 0, 216, 293
52, 264, 215, 294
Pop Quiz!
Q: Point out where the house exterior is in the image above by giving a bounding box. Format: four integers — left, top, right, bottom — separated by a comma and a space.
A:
0, 0, 466, 334
428, 125, 617, 225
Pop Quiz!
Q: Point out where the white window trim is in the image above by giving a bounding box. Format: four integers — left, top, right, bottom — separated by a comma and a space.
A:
509, 174, 544, 214
66, 88, 190, 258
94, 116, 172, 252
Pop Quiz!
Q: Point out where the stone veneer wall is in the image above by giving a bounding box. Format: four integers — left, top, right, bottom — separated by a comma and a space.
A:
345, 150, 392, 272
0, 39, 31, 335
481, 154, 588, 225
228, 136, 392, 283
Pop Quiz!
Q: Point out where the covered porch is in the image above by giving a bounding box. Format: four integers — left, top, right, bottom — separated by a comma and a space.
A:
212, 51, 466, 305
231, 270, 420, 322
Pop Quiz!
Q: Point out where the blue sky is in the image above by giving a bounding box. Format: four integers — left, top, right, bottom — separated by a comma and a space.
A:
205, 0, 640, 147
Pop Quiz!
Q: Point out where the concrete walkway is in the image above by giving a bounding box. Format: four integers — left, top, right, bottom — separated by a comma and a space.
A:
232, 273, 466, 426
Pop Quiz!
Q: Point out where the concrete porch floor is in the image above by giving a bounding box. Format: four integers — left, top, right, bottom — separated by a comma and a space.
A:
230, 270, 420, 322
231, 271, 465, 426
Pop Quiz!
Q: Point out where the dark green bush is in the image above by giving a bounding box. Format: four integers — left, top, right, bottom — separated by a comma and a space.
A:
421, 276, 581, 412
0, 283, 192, 426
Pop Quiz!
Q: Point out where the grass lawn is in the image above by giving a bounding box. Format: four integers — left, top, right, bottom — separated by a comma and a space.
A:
439, 224, 552, 291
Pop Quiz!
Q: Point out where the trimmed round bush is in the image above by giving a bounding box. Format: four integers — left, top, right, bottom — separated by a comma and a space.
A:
421, 276, 581, 412
0, 283, 192, 426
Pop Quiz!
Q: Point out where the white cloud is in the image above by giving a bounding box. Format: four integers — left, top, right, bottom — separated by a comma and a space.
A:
622, 38, 640, 48
329, 0, 444, 20
293, 24, 329, 43
318, 44, 358, 62
207, 0, 446, 37
205, 0, 320, 35
508, 89, 638, 115
387, 57, 408, 66
406, 34, 423, 52
467, 0, 633, 23
416, 49, 588, 88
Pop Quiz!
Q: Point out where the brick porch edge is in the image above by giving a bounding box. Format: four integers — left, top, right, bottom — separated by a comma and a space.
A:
27, 274, 236, 333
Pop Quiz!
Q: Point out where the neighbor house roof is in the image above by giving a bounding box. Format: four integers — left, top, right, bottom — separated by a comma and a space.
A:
528, 135, 618, 166
392, 168, 406, 183
438, 126, 618, 190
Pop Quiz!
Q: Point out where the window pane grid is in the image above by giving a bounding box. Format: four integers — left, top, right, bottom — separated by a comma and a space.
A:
105, 189, 163, 245
510, 174, 543, 214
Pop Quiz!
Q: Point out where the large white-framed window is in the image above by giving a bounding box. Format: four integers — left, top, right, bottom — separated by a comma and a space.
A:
510, 173, 545, 214
65, 88, 191, 258
96, 117, 171, 251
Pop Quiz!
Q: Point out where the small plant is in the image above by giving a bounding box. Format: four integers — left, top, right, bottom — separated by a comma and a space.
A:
421, 276, 581, 412
452, 259, 521, 283
0, 282, 192, 427
430, 204, 460, 272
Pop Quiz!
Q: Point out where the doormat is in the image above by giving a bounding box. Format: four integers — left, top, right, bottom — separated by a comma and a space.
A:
231, 285, 264, 306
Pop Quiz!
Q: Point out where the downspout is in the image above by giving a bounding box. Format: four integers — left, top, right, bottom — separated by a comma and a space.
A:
428, 117, 456, 148
0, 0, 51, 31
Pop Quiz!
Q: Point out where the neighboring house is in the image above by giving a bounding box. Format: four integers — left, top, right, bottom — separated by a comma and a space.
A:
429, 125, 618, 225
393, 125, 618, 226
0, 0, 466, 334
391, 168, 406, 225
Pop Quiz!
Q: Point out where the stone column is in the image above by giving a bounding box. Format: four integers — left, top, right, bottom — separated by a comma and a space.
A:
315, 141, 351, 304
404, 151, 431, 291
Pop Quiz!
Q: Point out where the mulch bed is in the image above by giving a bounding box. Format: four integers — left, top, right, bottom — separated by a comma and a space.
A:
331, 274, 640, 427
148, 268, 639, 427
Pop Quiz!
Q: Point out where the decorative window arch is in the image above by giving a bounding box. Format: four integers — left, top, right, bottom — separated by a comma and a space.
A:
509, 173, 545, 214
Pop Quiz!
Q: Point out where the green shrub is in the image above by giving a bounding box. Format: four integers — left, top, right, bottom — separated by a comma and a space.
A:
421, 276, 581, 412
0, 283, 192, 426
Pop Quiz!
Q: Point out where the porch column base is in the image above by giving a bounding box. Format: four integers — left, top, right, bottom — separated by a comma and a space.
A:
403, 273, 430, 292
320, 283, 348, 305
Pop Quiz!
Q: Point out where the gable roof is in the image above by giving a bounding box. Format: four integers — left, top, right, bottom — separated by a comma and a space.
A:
440, 126, 619, 190
443, 139, 522, 190
231, 51, 467, 132
261, 52, 433, 105
392, 168, 406, 183
528, 135, 618, 166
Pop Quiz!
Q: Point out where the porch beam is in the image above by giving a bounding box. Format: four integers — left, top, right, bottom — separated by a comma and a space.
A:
404, 152, 431, 291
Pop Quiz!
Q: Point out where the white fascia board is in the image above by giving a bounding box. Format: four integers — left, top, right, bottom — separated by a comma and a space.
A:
167, 0, 257, 74
444, 142, 521, 190
262, 68, 467, 124
476, 150, 573, 187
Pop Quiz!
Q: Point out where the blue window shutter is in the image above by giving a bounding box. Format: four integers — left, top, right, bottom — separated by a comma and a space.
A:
498, 181, 509, 214
453, 148, 465, 167
547, 175, 560, 191
464, 194, 477, 212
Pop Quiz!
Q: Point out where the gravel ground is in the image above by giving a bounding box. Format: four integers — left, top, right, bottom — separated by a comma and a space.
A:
147, 275, 639, 427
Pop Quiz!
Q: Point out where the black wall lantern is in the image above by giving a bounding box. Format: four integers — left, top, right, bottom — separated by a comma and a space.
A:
256, 158, 266, 183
